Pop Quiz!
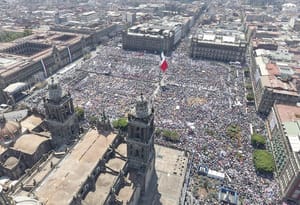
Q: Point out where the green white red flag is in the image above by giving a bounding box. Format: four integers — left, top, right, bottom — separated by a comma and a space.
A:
160, 52, 168, 72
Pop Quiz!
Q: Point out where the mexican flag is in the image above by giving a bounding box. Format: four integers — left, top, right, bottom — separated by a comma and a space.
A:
160, 52, 168, 72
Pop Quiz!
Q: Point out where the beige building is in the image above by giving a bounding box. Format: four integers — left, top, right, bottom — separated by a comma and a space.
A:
266, 103, 300, 204
0, 114, 51, 180
190, 31, 247, 63
253, 57, 300, 114
122, 23, 182, 54
0, 32, 89, 87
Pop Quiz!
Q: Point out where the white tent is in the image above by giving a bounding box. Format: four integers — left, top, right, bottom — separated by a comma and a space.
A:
207, 169, 225, 181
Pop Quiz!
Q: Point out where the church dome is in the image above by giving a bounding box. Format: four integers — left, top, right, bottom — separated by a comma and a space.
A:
0, 116, 21, 147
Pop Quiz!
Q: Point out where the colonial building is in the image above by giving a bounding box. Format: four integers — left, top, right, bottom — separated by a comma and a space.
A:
190, 30, 247, 63
252, 58, 300, 114
122, 23, 181, 54
266, 103, 300, 204
43, 78, 79, 147
0, 25, 120, 104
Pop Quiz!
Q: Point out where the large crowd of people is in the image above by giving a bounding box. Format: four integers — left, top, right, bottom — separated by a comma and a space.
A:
22, 30, 280, 205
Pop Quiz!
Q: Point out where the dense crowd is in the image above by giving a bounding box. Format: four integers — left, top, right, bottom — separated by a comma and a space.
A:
22, 33, 280, 204
154, 38, 279, 204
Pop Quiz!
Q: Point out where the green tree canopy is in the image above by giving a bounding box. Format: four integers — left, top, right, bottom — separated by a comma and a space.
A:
246, 93, 254, 101
161, 129, 180, 142
0, 30, 32, 42
75, 106, 85, 121
251, 133, 266, 149
88, 116, 98, 126
112, 118, 128, 130
226, 124, 241, 139
253, 149, 275, 173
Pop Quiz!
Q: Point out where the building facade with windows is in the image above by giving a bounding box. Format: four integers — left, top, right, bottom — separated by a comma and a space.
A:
266, 103, 300, 204
252, 57, 300, 115
43, 78, 79, 147
190, 30, 247, 63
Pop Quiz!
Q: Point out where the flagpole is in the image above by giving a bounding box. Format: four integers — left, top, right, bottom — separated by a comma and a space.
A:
159, 68, 162, 87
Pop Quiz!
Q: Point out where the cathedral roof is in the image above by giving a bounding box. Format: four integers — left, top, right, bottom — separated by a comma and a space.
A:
13, 134, 49, 155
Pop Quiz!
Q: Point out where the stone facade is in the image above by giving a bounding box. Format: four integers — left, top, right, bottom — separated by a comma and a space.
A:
127, 94, 155, 194
43, 78, 79, 147
190, 30, 247, 63
0, 135, 51, 180
122, 31, 174, 54
266, 104, 300, 204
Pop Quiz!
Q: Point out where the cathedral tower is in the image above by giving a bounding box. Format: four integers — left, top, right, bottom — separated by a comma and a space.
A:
127, 94, 155, 193
44, 78, 79, 147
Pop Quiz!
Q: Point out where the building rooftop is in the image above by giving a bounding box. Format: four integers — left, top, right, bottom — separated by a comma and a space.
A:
0, 30, 85, 79
13, 134, 49, 154
153, 145, 188, 205
275, 104, 300, 123
275, 104, 300, 153
3, 82, 27, 94
35, 130, 116, 205
127, 23, 180, 37
256, 56, 299, 96
193, 29, 246, 46
20, 115, 43, 132
83, 142, 127, 204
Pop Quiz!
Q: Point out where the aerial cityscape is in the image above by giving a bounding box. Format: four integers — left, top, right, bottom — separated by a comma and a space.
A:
0, 0, 299, 204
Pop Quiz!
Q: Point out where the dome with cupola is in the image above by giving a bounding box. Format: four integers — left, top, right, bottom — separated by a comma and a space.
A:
0, 115, 21, 147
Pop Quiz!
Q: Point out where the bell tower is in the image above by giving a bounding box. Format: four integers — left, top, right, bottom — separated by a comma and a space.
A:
127, 94, 155, 193
44, 78, 79, 147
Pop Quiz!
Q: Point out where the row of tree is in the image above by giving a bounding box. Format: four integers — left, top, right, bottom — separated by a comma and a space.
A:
251, 133, 275, 174
0, 29, 32, 42
155, 128, 180, 142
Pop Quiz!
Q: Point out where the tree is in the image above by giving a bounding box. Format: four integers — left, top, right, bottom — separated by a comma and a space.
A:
112, 117, 128, 131
251, 133, 266, 149
253, 149, 275, 173
88, 116, 98, 127
75, 106, 85, 121
226, 124, 241, 139
246, 93, 254, 101
161, 129, 180, 142
155, 128, 162, 136
0, 30, 32, 42
23, 29, 32, 36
